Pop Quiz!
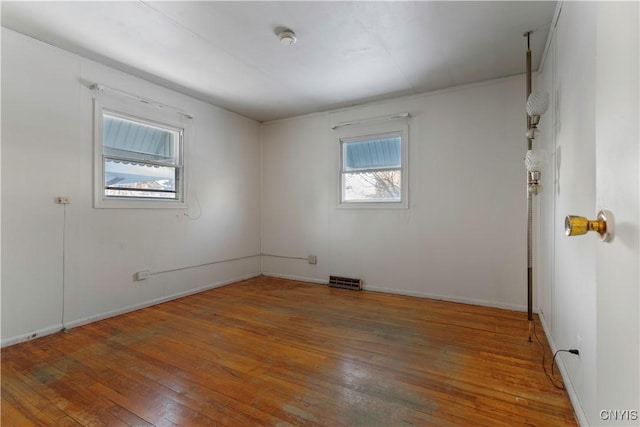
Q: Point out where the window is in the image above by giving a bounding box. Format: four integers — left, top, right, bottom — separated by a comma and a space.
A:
94, 97, 188, 208
339, 130, 407, 207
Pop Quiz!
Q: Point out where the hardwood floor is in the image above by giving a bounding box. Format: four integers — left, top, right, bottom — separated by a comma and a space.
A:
2, 276, 576, 426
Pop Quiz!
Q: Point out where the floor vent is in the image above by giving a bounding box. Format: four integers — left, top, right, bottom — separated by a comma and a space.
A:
329, 276, 362, 291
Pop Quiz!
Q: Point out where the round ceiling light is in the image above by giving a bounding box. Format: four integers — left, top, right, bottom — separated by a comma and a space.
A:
278, 30, 297, 46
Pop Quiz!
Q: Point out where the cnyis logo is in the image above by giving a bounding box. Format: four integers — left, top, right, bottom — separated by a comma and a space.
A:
599, 409, 639, 421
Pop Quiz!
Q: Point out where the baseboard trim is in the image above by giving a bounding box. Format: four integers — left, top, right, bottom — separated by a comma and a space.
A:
261, 272, 328, 285
261, 274, 527, 311
538, 312, 588, 426
0, 323, 65, 348
364, 284, 527, 312
1, 272, 261, 348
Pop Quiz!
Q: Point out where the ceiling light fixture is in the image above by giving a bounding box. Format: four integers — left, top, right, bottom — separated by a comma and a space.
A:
278, 29, 297, 46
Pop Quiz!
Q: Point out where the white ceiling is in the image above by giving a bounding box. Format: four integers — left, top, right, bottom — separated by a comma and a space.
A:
1, 1, 556, 122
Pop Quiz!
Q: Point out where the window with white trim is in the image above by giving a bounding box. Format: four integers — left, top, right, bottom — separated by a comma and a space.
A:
94, 97, 188, 208
339, 129, 408, 207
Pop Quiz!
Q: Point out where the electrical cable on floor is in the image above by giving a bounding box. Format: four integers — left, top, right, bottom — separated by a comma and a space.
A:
552, 349, 580, 377
532, 322, 567, 390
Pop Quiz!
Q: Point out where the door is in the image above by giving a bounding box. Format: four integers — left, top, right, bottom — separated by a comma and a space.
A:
594, 2, 639, 422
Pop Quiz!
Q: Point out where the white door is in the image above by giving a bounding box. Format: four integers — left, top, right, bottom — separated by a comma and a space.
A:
593, 2, 639, 422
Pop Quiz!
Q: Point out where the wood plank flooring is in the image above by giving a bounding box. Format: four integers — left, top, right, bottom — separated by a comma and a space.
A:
2, 276, 577, 426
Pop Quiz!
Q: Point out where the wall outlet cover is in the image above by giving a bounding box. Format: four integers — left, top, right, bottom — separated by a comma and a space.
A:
135, 270, 151, 281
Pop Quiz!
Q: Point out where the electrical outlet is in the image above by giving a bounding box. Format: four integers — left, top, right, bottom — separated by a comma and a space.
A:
57, 196, 70, 204
307, 254, 317, 265
135, 270, 151, 281
576, 334, 582, 356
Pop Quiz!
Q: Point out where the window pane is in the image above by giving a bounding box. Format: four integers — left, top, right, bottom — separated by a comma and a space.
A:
343, 169, 401, 201
105, 158, 176, 199
343, 136, 401, 171
103, 113, 180, 165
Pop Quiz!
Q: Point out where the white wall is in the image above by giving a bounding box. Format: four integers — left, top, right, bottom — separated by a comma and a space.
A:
1, 29, 262, 345
262, 76, 528, 310
537, 2, 640, 425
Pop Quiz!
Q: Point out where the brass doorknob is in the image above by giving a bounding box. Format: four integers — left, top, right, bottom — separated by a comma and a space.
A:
565, 210, 613, 242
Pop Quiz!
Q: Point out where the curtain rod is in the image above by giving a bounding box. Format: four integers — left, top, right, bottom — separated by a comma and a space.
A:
90, 83, 194, 119
331, 112, 409, 130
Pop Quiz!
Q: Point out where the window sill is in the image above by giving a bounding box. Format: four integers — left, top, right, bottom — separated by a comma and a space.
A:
95, 197, 187, 209
337, 200, 409, 210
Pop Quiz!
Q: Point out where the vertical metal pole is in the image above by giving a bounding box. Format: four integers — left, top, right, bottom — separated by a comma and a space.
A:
526, 32, 533, 151
527, 189, 533, 340
525, 31, 534, 341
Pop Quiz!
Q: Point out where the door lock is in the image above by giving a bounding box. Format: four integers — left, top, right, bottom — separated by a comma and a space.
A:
565, 210, 613, 242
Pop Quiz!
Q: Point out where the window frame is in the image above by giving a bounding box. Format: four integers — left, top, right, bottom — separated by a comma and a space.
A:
93, 96, 190, 209
335, 120, 409, 209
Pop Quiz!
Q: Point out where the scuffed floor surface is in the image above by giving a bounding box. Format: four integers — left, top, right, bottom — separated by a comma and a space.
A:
2, 276, 577, 426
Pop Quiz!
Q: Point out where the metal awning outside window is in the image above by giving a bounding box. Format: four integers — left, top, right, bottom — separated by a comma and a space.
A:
103, 113, 178, 165
343, 135, 401, 171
